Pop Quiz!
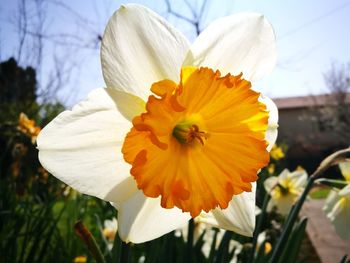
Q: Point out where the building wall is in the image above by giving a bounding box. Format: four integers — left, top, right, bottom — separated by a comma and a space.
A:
274, 94, 349, 173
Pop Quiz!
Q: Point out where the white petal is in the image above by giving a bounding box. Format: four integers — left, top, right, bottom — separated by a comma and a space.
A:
289, 170, 308, 190
339, 161, 350, 181
329, 204, 350, 240
264, 176, 278, 192
277, 169, 290, 182
259, 95, 279, 151
324, 185, 350, 239
323, 191, 339, 215
197, 183, 257, 237
270, 194, 295, 215
101, 4, 190, 100
115, 192, 191, 243
184, 12, 276, 82
106, 88, 145, 121
37, 88, 138, 204
339, 184, 350, 196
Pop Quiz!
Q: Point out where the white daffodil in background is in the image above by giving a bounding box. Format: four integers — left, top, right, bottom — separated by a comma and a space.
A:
37, 4, 278, 243
323, 184, 350, 239
102, 217, 118, 249
339, 161, 350, 181
264, 169, 307, 215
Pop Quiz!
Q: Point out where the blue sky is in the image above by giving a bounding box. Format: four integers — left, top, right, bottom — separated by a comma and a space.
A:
1, 0, 350, 104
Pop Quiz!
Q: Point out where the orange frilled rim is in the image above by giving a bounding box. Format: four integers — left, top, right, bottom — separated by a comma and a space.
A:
122, 67, 270, 217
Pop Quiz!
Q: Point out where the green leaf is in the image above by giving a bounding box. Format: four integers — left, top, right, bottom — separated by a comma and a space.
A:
316, 178, 348, 190
208, 228, 219, 262
277, 217, 308, 263
309, 188, 330, 199
215, 231, 233, 263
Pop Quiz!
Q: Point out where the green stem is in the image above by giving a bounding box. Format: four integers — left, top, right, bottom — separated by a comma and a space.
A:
269, 176, 315, 263
339, 254, 348, 263
317, 178, 349, 185
249, 193, 270, 262
186, 218, 195, 262
74, 221, 106, 263
111, 234, 122, 263
120, 242, 131, 263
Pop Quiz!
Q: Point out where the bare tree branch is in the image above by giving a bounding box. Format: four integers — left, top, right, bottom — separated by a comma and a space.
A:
308, 62, 350, 144
16, 0, 28, 63
165, 0, 197, 25
165, 0, 210, 36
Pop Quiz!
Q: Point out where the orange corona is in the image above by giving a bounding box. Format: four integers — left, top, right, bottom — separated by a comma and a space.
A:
122, 67, 270, 217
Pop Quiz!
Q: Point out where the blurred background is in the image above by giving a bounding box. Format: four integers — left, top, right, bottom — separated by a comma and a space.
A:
0, 0, 349, 262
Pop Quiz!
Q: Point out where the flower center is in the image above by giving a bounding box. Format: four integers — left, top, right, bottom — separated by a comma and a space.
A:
122, 67, 270, 217
172, 121, 208, 146
277, 183, 289, 196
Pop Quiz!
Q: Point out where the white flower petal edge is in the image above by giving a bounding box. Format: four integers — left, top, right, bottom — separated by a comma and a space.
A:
323, 184, 350, 240
106, 88, 146, 122
277, 169, 290, 181
37, 88, 139, 204
197, 183, 257, 237
184, 12, 276, 82
264, 169, 307, 215
288, 170, 308, 194
264, 176, 279, 193
104, 218, 118, 231
101, 4, 190, 101
259, 95, 279, 152
339, 161, 350, 181
112, 192, 191, 243
268, 194, 295, 215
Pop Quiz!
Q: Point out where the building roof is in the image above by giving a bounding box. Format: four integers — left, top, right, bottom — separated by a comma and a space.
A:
273, 93, 350, 109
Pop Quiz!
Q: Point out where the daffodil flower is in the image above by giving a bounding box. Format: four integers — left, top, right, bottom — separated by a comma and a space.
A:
323, 184, 350, 239
37, 4, 278, 243
264, 169, 307, 215
103, 217, 118, 249
339, 161, 350, 181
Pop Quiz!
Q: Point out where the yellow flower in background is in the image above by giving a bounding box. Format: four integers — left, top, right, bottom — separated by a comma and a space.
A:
270, 144, 285, 160
73, 256, 87, 263
296, 165, 305, 172
257, 231, 272, 254
339, 161, 350, 181
18, 113, 41, 143
264, 169, 307, 215
267, 163, 275, 174
264, 242, 272, 254
323, 184, 350, 240
37, 4, 278, 243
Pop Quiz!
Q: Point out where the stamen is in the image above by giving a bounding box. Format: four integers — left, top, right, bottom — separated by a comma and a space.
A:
172, 122, 208, 146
